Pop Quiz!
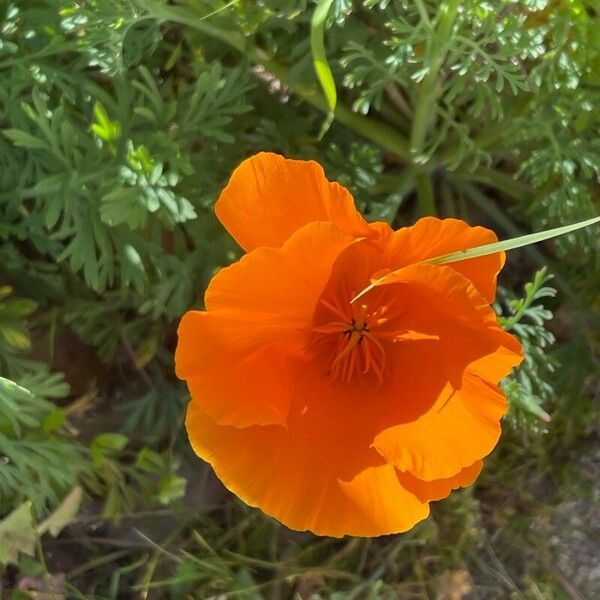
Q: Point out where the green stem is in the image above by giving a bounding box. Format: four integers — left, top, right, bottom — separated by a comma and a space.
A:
141, 0, 412, 161
437, 94, 534, 168
384, 82, 413, 121
454, 167, 532, 201
410, 0, 460, 158
415, 172, 437, 216
0, 41, 81, 70
374, 168, 417, 194
371, 167, 417, 224
414, 0, 432, 27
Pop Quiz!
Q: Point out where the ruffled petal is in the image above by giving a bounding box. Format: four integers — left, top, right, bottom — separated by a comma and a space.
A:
396, 461, 484, 502
366, 265, 521, 481
370, 263, 523, 385
205, 221, 355, 317
185, 362, 430, 537
337, 463, 430, 535
374, 374, 508, 481
382, 217, 505, 302
176, 222, 355, 427
176, 311, 303, 427
215, 152, 373, 251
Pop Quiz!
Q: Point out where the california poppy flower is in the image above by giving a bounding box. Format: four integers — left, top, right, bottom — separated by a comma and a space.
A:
176, 152, 523, 537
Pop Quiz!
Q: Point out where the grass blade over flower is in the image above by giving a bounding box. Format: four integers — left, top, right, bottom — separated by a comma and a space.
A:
352, 215, 600, 303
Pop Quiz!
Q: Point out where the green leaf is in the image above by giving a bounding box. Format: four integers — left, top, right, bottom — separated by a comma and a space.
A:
0, 502, 37, 565
37, 486, 83, 537
101, 188, 148, 229
19, 370, 70, 401
32, 173, 66, 195
3, 129, 50, 151
0, 298, 38, 318
42, 409, 67, 433
91, 432, 128, 464
93, 432, 128, 451
513, 390, 552, 423
135, 447, 165, 472
311, 0, 337, 135
157, 475, 186, 505
0, 377, 48, 435
91, 102, 121, 142
0, 326, 31, 350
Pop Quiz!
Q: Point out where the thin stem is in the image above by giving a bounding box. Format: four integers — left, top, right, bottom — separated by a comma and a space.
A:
379, 97, 411, 131
415, 172, 437, 216
410, 0, 460, 158
0, 41, 81, 70
414, 0, 432, 27
384, 82, 413, 120
437, 94, 534, 168
454, 167, 532, 201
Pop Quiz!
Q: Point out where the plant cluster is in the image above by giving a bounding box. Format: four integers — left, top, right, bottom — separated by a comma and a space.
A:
0, 0, 598, 598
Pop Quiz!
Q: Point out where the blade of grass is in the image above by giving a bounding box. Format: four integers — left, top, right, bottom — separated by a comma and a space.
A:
424, 215, 600, 265
311, 0, 337, 137
352, 215, 600, 303
458, 181, 582, 309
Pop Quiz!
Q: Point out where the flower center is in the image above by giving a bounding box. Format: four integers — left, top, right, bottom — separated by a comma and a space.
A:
313, 297, 388, 384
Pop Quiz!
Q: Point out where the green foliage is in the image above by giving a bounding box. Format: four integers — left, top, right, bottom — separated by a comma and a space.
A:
83, 431, 186, 522
0, 489, 83, 567
0, 503, 36, 566
0, 375, 83, 518
498, 268, 558, 425
0, 0, 598, 598
0, 286, 82, 518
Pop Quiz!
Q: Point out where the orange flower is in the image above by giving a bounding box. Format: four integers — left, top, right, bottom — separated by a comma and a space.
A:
176, 152, 523, 537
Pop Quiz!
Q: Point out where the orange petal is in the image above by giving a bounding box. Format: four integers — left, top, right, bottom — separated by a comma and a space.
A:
205, 221, 354, 317
396, 461, 484, 502
368, 265, 522, 481
378, 263, 523, 385
176, 311, 303, 427
382, 217, 505, 302
215, 152, 373, 251
337, 463, 430, 535
374, 374, 508, 481
176, 222, 355, 427
308, 251, 520, 481
185, 362, 430, 537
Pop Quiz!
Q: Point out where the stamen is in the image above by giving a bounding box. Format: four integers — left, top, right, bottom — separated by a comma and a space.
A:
320, 302, 387, 384
313, 321, 351, 334
354, 304, 368, 329
319, 297, 350, 322
330, 330, 362, 372
364, 333, 385, 383
361, 335, 372, 374
346, 343, 358, 382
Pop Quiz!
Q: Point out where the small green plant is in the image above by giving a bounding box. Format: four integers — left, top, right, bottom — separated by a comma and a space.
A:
498, 268, 558, 425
